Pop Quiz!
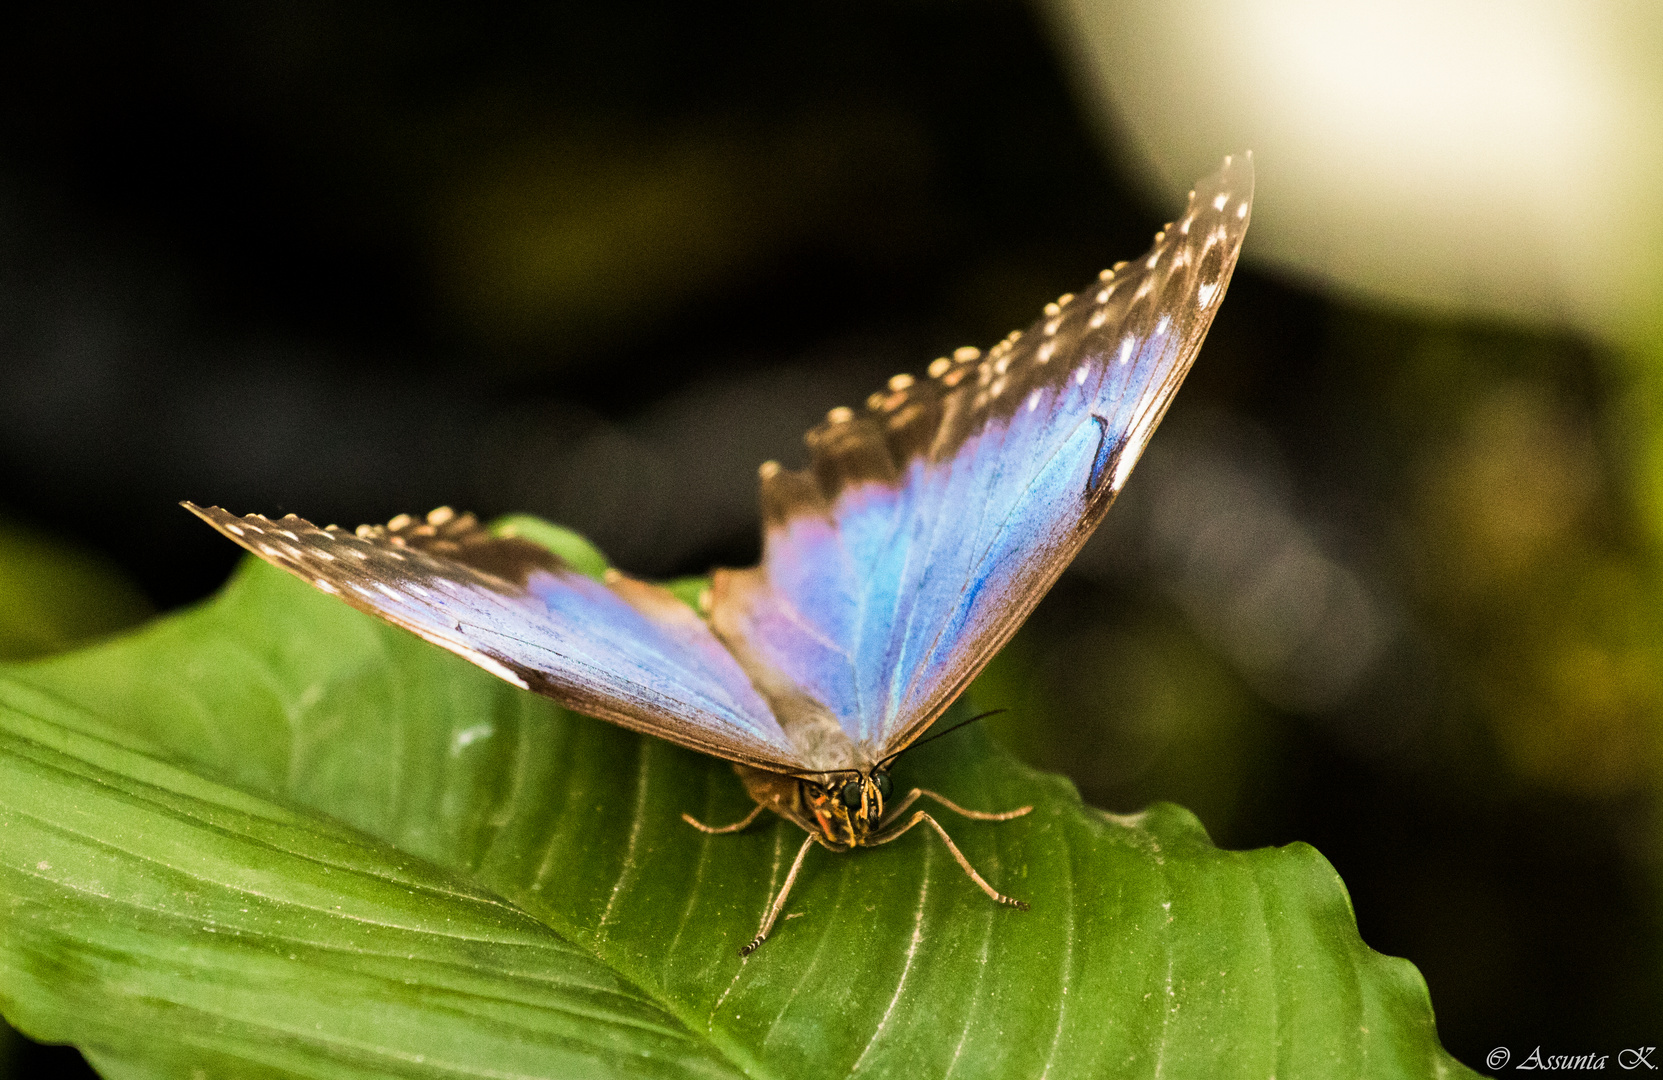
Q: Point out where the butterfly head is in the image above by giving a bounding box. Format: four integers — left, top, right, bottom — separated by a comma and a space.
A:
801, 768, 893, 847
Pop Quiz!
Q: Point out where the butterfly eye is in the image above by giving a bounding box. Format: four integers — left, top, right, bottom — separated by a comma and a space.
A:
873, 771, 892, 801
838, 779, 864, 810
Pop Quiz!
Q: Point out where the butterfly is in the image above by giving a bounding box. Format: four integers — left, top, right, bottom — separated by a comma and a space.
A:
186, 154, 1252, 956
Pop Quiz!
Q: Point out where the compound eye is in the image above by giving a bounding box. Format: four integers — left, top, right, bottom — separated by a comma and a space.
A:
839, 779, 864, 810
873, 771, 892, 801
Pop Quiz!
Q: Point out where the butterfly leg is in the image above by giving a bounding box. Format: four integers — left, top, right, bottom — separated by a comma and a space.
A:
682, 803, 767, 834
867, 811, 1030, 911
740, 832, 820, 957
881, 788, 1032, 827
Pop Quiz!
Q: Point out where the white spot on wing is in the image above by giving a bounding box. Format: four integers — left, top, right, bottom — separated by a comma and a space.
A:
1119, 337, 1135, 365
1212, 194, 1228, 211
1075, 365, 1089, 385
1026, 389, 1041, 412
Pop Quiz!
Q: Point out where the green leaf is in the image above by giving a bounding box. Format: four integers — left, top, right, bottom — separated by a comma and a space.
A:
660, 576, 711, 614
0, 547, 1474, 1078
490, 514, 611, 581
0, 684, 736, 1080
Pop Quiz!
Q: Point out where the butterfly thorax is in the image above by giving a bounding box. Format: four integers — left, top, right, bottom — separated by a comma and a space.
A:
736, 763, 893, 849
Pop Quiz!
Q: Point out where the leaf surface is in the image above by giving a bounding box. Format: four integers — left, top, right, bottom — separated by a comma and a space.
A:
0, 543, 1474, 1078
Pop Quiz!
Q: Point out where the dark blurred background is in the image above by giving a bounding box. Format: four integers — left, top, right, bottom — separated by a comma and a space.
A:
1, 2, 1658, 1075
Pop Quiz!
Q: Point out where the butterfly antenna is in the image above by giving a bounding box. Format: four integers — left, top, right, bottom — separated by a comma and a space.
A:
877, 709, 1008, 770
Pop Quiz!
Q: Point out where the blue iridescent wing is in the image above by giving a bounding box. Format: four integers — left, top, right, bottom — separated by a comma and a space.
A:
707, 155, 1254, 761
183, 503, 801, 771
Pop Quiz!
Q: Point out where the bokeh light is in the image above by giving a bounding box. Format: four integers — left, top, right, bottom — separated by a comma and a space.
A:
1047, 0, 1663, 339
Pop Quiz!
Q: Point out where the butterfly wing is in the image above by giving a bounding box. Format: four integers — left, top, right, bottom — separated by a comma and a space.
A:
708, 155, 1254, 760
183, 503, 802, 771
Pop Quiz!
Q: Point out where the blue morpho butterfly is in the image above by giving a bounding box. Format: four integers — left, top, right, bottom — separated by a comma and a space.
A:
186, 155, 1252, 956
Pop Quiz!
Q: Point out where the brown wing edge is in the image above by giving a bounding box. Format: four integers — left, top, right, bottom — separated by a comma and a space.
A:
887, 152, 1255, 755
742, 152, 1255, 757
181, 502, 806, 773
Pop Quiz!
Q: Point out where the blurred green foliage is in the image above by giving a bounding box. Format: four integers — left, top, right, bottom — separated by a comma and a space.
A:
971, 600, 1274, 846
434, 116, 935, 356
0, 522, 152, 663
1344, 313, 1663, 803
